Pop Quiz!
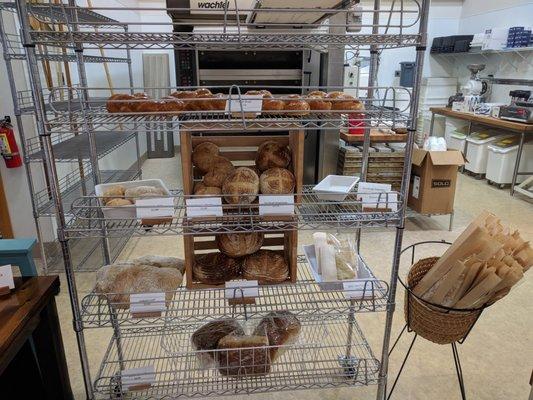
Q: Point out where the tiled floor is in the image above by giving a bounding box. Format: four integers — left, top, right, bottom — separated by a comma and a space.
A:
51, 156, 532, 400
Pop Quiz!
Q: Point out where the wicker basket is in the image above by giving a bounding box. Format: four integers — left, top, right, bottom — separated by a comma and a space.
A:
404, 257, 482, 345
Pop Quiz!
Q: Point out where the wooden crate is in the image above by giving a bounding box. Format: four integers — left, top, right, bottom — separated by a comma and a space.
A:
180, 130, 304, 289
183, 230, 298, 289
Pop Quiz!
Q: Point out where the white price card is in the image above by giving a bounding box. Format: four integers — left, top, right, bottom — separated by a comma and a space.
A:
0, 265, 15, 290
130, 292, 166, 317
357, 182, 397, 212
186, 197, 223, 218
259, 195, 295, 216
225, 280, 259, 300
135, 197, 174, 219
225, 95, 263, 114
412, 175, 420, 199
343, 280, 376, 300
121, 365, 156, 391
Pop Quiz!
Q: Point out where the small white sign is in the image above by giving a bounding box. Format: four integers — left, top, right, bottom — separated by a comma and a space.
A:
186, 197, 223, 218
130, 292, 166, 315
135, 197, 174, 219
259, 195, 295, 216
121, 365, 156, 391
225, 280, 259, 300
412, 175, 420, 199
343, 280, 376, 300
0, 265, 14, 289
357, 182, 397, 212
225, 95, 263, 114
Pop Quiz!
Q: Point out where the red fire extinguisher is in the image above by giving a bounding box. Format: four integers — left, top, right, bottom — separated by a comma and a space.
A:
0, 116, 23, 168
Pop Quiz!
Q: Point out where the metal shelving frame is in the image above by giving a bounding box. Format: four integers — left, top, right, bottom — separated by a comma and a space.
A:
0, 2, 140, 273
13, 1, 430, 399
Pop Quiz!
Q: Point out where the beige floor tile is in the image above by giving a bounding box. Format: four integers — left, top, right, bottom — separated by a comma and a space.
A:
52, 160, 532, 400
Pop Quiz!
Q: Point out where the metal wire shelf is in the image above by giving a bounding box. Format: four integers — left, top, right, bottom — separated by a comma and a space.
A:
17, 2, 423, 51
42, 85, 411, 133
65, 186, 403, 239
93, 320, 379, 399
26, 131, 137, 163
81, 256, 389, 329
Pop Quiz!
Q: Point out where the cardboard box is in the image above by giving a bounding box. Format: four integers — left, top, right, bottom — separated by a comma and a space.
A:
408, 149, 466, 214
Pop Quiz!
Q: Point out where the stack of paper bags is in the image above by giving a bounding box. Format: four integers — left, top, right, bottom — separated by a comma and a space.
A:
413, 211, 532, 309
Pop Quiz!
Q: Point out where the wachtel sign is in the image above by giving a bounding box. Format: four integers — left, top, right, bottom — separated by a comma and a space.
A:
190, 0, 252, 14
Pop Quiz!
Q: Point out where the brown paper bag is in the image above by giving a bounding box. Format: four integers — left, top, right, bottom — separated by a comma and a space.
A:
455, 271, 502, 309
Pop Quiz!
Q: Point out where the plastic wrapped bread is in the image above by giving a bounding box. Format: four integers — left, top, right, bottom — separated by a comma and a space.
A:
313, 232, 357, 281
217, 334, 271, 377
124, 185, 167, 202
253, 311, 301, 361
132, 255, 185, 274
94, 263, 183, 308
191, 319, 244, 367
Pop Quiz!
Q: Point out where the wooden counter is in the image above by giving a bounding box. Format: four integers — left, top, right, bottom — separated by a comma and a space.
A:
429, 107, 533, 133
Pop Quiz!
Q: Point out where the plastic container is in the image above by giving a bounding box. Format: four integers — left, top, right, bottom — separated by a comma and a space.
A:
313, 175, 360, 201
303, 244, 378, 296
446, 130, 467, 152
95, 179, 171, 220
486, 137, 533, 185
465, 131, 506, 174
348, 113, 365, 135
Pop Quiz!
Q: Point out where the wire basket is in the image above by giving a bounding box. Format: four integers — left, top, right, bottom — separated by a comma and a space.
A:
403, 257, 483, 345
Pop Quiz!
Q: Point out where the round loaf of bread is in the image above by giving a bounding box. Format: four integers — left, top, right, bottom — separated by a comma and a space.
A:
216, 232, 264, 258
194, 186, 222, 196
136, 100, 163, 113
130, 93, 150, 112
326, 92, 364, 112
105, 198, 132, 207
255, 141, 291, 171
242, 250, 289, 284
211, 93, 227, 111
102, 185, 125, 204
193, 252, 241, 285
192, 142, 220, 173
283, 94, 310, 116
203, 157, 235, 188
260, 168, 295, 194
193, 181, 206, 193
307, 95, 332, 111
195, 88, 212, 97
245, 90, 284, 112
222, 167, 259, 204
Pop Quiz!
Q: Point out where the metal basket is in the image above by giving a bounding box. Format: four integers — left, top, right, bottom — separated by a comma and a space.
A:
403, 257, 484, 345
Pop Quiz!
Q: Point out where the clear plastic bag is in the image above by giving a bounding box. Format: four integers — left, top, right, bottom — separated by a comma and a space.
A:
313, 232, 359, 281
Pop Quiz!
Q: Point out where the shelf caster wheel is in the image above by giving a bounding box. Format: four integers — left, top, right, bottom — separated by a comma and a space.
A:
110, 374, 123, 399
338, 355, 360, 379
474, 173, 484, 180
487, 180, 493, 186
498, 184, 506, 190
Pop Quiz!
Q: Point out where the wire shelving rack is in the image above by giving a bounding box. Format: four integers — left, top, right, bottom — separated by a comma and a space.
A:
11, 0, 430, 399
0, 2, 141, 272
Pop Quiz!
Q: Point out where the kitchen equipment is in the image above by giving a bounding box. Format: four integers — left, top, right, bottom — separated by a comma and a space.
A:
486, 136, 533, 186
500, 90, 533, 123
465, 131, 506, 175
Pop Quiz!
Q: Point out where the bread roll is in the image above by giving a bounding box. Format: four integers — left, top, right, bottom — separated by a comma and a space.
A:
255, 141, 291, 171
222, 167, 260, 205
217, 334, 271, 377
161, 96, 185, 112
308, 90, 327, 98
245, 90, 284, 112
326, 92, 364, 112
211, 93, 227, 111
192, 142, 220, 174
94, 263, 182, 308
216, 232, 264, 258
193, 181, 206, 193
195, 88, 212, 97
193, 252, 241, 285
242, 250, 289, 284
124, 186, 167, 201
133, 255, 185, 273
283, 94, 310, 116
106, 94, 134, 113
259, 168, 295, 195
194, 186, 222, 196
253, 311, 301, 361
136, 100, 164, 113
105, 198, 132, 207
203, 156, 235, 188
192, 319, 244, 365
129, 93, 150, 112
102, 185, 125, 204
307, 95, 332, 111
171, 90, 197, 99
